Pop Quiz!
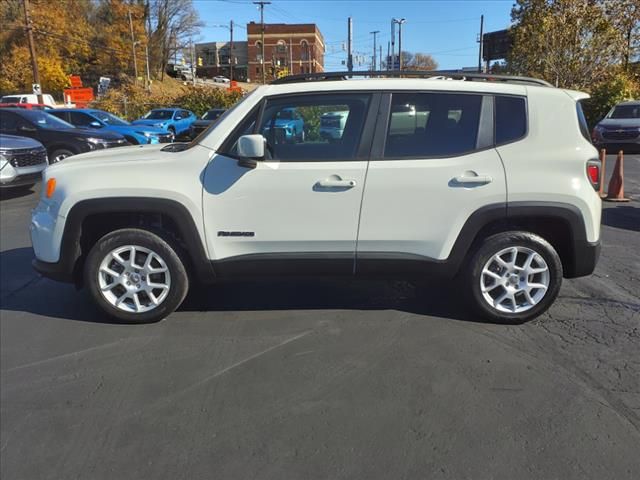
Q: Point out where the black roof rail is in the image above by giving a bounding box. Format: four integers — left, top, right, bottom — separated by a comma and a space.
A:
271, 70, 553, 87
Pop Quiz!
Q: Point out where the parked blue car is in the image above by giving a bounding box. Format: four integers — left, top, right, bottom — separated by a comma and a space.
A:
131, 108, 197, 138
262, 107, 305, 143
49, 109, 173, 145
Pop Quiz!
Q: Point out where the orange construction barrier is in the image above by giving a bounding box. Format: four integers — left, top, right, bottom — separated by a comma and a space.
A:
604, 150, 630, 202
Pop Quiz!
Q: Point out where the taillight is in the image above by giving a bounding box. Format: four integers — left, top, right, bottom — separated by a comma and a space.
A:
586, 161, 600, 191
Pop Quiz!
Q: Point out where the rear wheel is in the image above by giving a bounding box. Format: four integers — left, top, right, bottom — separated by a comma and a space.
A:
465, 231, 562, 324
84, 228, 189, 323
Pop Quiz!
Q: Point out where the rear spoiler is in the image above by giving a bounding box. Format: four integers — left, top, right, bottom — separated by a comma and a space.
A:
562, 89, 590, 102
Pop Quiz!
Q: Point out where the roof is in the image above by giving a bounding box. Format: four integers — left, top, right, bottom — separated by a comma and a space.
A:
261, 77, 531, 97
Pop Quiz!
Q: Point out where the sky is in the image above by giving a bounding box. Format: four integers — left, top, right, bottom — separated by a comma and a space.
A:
193, 0, 515, 71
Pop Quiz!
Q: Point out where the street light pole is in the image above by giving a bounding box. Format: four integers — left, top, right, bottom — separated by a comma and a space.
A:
229, 20, 234, 82
393, 18, 406, 70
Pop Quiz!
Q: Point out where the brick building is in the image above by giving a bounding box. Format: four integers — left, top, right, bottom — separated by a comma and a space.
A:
195, 41, 248, 81
246, 23, 324, 82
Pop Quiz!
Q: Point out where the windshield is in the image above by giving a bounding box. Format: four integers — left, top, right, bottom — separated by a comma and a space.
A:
144, 110, 174, 120
202, 110, 224, 120
92, 110, 129, 126
21, 110, 75, 129
608, 105, 640, 119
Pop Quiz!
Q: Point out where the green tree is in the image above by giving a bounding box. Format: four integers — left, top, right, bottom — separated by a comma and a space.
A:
509, 0, 623, 89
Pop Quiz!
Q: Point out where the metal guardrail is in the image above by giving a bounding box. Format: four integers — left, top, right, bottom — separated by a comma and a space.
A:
271, 70, 553, 87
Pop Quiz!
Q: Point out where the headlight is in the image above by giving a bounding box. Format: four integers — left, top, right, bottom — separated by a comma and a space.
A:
136, 131, 154, 137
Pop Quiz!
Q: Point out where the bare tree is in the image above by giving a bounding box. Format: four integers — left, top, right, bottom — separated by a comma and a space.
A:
145, 0, 203, 79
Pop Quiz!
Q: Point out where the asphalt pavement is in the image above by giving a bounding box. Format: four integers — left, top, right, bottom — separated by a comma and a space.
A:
1, 154, 639, 479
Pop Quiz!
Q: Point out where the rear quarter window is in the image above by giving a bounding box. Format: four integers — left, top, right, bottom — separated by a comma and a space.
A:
576, 101, 592, 142
495, 96, 527, 145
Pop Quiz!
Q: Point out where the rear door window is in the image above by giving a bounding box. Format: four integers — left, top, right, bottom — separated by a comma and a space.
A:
384, 92, 482, 158
495, 96, 527, 145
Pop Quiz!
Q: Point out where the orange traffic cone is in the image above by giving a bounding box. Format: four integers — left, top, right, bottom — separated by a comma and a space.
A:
598, 148, 607, 198
604, 150, 630, 202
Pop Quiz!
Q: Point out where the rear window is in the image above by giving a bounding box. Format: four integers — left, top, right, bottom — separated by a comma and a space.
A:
495, 96, 527, 145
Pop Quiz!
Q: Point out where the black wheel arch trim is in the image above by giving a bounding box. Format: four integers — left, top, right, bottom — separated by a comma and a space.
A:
33, 197, 215, 284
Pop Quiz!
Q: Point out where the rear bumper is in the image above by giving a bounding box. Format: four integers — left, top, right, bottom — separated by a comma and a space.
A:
566, 239, 601, 278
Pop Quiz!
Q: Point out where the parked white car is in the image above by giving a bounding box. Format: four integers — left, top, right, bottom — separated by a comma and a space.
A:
30, 72, 602, 324
213, 76, 230, 84
1, 93, 58, 108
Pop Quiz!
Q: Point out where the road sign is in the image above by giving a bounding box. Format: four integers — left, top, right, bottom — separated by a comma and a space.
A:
69, 75, 83, 88
483, 29, 513, 61
63, 87, 94, 107
32, 83, 41, 95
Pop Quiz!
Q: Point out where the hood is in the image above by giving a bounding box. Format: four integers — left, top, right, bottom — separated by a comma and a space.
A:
131, 119, 170, 128
0, 134, 44, 150
596, 118, 640, 129
193, 119, 214, 127
48, 144, 167, 170
112, 124, 167, 135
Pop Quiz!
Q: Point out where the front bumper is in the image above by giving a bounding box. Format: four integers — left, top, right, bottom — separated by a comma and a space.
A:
0, 163, 46, 188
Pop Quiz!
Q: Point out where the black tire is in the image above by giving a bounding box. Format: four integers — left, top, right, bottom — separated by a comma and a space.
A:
464, 231, 563, 324
84, 228, 189, 323
50, 148, 74, 164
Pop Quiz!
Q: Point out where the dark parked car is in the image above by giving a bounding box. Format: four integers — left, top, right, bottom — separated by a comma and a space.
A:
0, 108, 128, 163
592, 100, 640, 153
189, 108, 226, 139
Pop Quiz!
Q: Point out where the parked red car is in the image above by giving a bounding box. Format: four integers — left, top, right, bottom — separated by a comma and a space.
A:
0, 103, 53, 110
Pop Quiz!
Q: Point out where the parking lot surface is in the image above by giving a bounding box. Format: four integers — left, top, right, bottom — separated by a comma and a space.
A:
1, 154, 639, 479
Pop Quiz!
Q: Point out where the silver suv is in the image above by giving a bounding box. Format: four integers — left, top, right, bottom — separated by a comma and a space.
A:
592, 100, 640, 152
0, 134, 48, 189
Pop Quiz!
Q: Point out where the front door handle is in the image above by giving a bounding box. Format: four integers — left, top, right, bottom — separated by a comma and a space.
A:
453, 173, 493, 185
316, 176, 357, 188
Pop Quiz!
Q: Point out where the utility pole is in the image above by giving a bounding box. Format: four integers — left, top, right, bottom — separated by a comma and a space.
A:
145, 44, 151, 91
190, 38, 196, 85
386, 41, 390, 70
22, 0, 42, 104
370, 30, 379, 71
254, 1, 270, 83
128, 10, 139, 84
394, 18, 406, 70
379, 45, 382, 72
390, 20, 395, 70
229, 20, 234, 82
347, 17, 353, 73
478, 15, 484, 73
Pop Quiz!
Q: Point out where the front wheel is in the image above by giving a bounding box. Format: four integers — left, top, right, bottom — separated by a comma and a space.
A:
465, 231, 563, 324
50, 148, 74, 164
84, 228, 189, 323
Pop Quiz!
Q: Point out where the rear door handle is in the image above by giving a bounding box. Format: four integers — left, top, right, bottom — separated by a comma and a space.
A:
453, 173, 493, 185
316, 177, 357, 188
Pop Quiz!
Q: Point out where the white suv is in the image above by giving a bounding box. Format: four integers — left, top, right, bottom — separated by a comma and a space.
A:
30, 72, 602, 324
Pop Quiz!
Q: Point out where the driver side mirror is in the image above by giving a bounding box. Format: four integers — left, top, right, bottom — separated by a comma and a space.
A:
237, 134, 265, 169
18, 124, 37, 133
89, 121, 102, 128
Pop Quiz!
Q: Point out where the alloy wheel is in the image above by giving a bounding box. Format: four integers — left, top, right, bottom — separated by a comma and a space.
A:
97, 245, 171, 313
480, 246, 550, 313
